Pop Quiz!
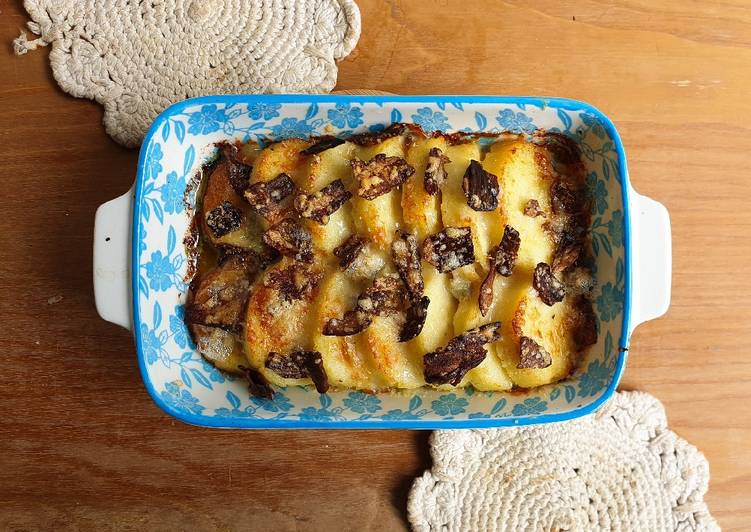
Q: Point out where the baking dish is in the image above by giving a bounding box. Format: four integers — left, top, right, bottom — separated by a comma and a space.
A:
94, 95, 671, 429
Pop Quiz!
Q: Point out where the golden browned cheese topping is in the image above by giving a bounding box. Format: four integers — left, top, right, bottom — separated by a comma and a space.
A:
186, 125, 596, 395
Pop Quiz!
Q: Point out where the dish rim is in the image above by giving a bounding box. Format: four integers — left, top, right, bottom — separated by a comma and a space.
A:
132, 94, 632, 429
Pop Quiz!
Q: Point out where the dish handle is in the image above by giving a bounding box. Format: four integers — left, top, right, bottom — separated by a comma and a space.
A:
628, 189, 672, 335
93, 186, 134, 330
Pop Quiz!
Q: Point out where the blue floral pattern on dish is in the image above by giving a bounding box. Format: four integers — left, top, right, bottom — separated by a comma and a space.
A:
133, 97, 629, 427
380, 409, 422, 420
169, 305, 192, 349
299, 406, 339, 421
596, 282, 624, 322
251, 391, 294, 413
497, 109, 536, 134
343, 391, 382, 414
138, 226, 185, 297
138, 225, 148, 254
327, 103, 364, 128
213, 405, 254, 418
579, 332, 615, 397
159, 171, 186, 215
141, 322, 166, 365
608, 210, 624, 248
511, 397, 548, 416
161, 382, 205, 415
587, 172, 608, 215
248, 102, 281, 121
431, 394, 469, 416
410, 107, 450, 133
581, 112, 606, 138
144, 251, 177, 292
270, 117, 315, 140
144, 142, 163, 181
188, 104, 228, 135
578, 360, 611, 397
201, 359, 226, 383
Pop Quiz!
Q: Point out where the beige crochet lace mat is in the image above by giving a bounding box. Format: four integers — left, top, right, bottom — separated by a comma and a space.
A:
13, 0, 361, 147
409, 391, 719, 531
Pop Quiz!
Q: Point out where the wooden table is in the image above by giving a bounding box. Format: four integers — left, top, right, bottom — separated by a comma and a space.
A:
2, 0, 749, 529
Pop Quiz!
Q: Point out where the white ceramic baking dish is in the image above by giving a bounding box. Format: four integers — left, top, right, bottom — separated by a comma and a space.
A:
94, 95, 671, 428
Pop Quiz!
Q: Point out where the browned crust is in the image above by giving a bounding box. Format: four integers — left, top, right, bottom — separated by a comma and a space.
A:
198, 151, 248, 241
205, 202, 242, 238
224, 145, 253, 196
569, 295, 598, 352
183, 214, 201, 282
185, 125, 598, 390
535, 131, 587, 182
493, 225, 521, 277
523, 199, 544, 218
217, 243, 279, 269
263, 262, 323, 302
550, 180, 585, 215
511, 297, 528, 339
551, 241, 581, 273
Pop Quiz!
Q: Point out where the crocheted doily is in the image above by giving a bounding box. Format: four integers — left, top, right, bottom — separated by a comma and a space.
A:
13, 0, 361, 147
409, 391, 719, 531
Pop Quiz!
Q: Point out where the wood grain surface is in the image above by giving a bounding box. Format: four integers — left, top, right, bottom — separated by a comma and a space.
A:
1, 0, 750, 529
